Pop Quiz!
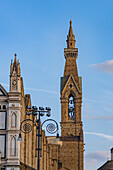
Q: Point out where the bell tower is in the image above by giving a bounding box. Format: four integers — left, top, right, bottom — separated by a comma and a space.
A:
10, 53, 21, 92
60, 21, 84, 170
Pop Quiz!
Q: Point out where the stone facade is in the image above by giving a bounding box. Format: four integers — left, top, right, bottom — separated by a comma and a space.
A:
0, 55, 38, 169
0, 20, 84, 170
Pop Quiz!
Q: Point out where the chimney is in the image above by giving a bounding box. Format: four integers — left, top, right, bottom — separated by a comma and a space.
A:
111, 148, 113, 160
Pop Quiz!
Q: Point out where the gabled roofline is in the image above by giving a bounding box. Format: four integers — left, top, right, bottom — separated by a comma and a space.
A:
61, 74, 81, 95
0, 84, 8, 96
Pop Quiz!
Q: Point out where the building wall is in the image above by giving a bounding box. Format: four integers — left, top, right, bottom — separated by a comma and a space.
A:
0, 56, 37, 170
0, 57, 62, 170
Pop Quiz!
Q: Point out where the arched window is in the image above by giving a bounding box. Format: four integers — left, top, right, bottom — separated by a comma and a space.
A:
68, 95, 74, 119
11, 113, 17, 127
11, 137, 16, 156
3, 105, 6, 109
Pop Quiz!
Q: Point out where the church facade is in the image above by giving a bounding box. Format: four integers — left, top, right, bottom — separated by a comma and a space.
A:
0, 21, 84, 170
0, 55, 37, 169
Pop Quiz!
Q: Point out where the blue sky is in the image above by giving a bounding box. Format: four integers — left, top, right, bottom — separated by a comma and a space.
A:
0, 0, 113, 169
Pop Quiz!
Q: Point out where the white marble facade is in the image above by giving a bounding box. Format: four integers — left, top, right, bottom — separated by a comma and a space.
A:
0, 56, 21, 170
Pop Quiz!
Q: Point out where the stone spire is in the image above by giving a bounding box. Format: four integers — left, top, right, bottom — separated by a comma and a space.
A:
60, 21, 84, 170
66, 20, 76, 49
10, 53, 21, 92
10, 53, 21, 76
68, 20, 73, 36
10, 60, 13, 74
63, 21, 79, 88
14, 53, 17, 65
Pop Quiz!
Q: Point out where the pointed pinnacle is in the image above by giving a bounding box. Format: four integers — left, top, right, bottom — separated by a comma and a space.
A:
69, 20, 73, 36
70, 20, 72, 25
14, 53, 17, 64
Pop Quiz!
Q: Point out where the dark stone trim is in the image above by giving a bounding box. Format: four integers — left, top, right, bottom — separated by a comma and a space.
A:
60, 135, 81, 141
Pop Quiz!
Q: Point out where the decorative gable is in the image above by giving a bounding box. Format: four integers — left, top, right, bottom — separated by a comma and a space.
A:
61, 75, 81, 98
0, 84, 8, 96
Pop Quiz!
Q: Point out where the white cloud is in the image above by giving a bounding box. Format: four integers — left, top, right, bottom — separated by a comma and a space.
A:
109, 103, 113, 106
85, 150, 110, 170
86, 150, 109, 162
85, 131, 113, 140
0, 82, 59, 95
84, 115, 113, 121
84, 98, 109, 104
91, 59, 113, 74
26, 87, 59, 95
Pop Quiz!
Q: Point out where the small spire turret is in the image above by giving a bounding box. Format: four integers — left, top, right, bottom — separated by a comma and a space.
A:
10, 60, 13, 74
14, 53, 17, 65
68, 20, 73, 36
66, 20, 76, 49
10, 53, 21, 92
64, 20, 78, 59
10, 53, 21, 76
